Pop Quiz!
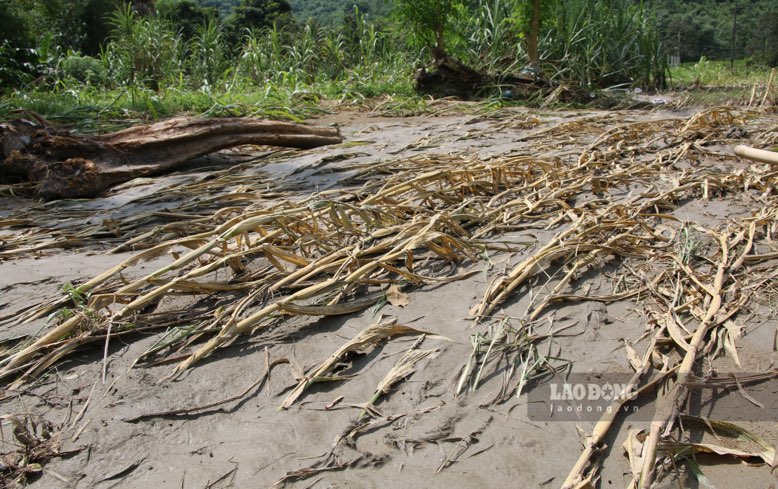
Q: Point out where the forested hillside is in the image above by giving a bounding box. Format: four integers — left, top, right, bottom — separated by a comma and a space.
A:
289, 0, 392, 25
200, 0, 238, 16
194, 0, 390, 24
655, 0, 777, 64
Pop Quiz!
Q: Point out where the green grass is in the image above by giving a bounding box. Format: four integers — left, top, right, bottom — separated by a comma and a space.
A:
0, 74, 417, 131
669, 58, 774, 88
665, 58, 775, 106
0, 87, 316, 130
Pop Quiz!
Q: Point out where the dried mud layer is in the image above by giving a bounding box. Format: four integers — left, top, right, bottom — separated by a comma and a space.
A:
0, 105, 777, 488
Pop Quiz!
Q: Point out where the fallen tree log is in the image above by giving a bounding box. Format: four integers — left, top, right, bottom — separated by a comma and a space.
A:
0, 116, 343, 200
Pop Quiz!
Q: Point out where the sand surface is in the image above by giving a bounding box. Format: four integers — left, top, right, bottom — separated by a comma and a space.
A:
0, 105, 776, 488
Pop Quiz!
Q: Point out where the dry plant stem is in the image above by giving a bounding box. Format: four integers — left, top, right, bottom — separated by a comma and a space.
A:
13, 205, 298, 324
171, 219, 446, 377
1, 108, 774, 390
638, 233, 729, 489
525, 227, 654, 321
358, 336, 434, 420
15, 238, 209, 324
474, 217, 585, 319
762, 68, 775, 107
0, 209, 308, 378
280, 320, 431, 409
124, 358, 288, 422
0, 237, 278, 380
561, 327, 666, 489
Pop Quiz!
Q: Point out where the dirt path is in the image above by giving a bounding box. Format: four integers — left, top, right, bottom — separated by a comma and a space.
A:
0, 106, 776, 488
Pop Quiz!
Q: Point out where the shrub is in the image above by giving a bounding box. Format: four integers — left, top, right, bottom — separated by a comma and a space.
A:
60, 54, 109, 86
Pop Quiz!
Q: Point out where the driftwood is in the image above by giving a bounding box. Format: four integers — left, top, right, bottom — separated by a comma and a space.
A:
0, 116, 342, 200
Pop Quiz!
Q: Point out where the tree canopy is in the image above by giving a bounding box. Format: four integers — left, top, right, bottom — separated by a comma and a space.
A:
226, 0, 293, 32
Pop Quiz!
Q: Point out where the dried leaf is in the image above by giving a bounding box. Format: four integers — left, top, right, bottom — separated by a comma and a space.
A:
623, 340, 642, 372
386, 284, 410, 308
679, 415, 776, 465
665, 311, 692, 354
280, 318, 433, 409
722, 321, 744, 368
622, 427, 645, 487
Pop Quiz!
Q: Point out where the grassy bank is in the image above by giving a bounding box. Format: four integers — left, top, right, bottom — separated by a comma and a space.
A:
667, 59, 776, 106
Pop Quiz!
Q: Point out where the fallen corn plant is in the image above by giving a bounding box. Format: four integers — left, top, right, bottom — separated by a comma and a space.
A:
562, 206, 778, 487
280, 317, 441, 410
1, 108, 775, 389
0, 105, 776, 486
358, 334, 437, 419
455, 317, 571, 404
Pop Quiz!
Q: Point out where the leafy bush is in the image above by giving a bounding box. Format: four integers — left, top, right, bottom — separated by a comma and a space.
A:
0, 42, 38, 91
60, 54, 109, 86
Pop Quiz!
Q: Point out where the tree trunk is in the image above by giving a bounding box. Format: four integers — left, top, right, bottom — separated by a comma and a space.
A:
1, 116, 342, 200
527, 0, 541, 69
434, 26, 446, 61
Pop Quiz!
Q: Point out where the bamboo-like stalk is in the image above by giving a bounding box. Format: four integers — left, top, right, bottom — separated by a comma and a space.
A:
638, 233, 729, 488
735, 145, 778, 165
561, 334, 673, 489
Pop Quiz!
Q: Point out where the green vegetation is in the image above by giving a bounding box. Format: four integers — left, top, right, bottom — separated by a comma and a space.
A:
0, 0, 775, 126
395, 0, 464, 59
0, 1, 416, 127
656, 0, 778, 66
542, 0, 666, 88
666, 58, 775, 106
290, 0, 392, 26
670, 58, 773, 87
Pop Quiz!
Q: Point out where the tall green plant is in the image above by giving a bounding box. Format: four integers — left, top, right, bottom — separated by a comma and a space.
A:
464, 0, 518, 71
320, 28, 346, 77
541, 0, 667, 89
286, 24, 318, 79
190, 18, 226, 89
238, 28, 269, 83
106, 3, 182, 88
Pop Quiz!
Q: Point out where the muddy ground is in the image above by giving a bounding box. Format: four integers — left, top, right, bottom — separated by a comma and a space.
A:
0, 105, 777, 488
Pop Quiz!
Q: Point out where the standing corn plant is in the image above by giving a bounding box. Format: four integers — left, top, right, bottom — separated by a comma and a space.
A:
105, 3, 182, 88
286, 24, 318, 81
189, 18, 227, 90
541, 0, 667, 89
237, 28, 268, 84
